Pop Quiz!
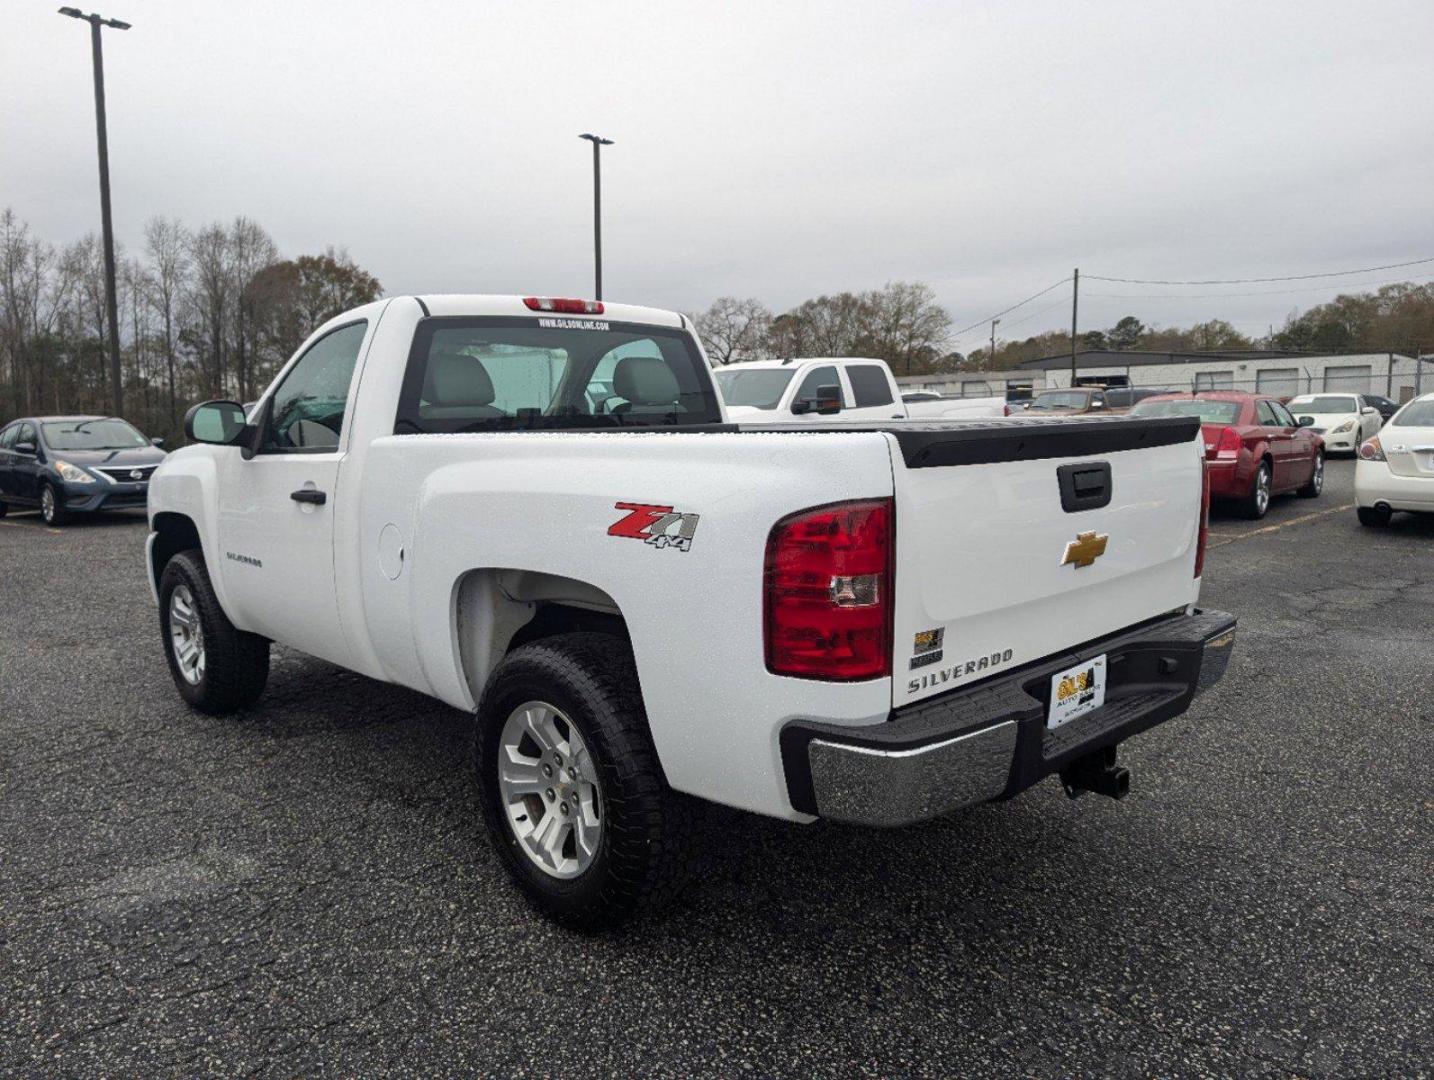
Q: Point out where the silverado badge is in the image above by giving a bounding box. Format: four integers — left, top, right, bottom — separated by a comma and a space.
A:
1061, 530, 1108, 569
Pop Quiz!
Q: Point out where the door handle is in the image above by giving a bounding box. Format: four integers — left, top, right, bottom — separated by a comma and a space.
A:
290, 488, 327, 506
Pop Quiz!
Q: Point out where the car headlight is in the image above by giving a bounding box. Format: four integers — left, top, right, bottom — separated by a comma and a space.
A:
54, 459, 96, 484
1332, 420, 1356, 433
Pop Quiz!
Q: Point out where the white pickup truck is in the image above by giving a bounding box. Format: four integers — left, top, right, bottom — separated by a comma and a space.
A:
148, 294, 1235, 927
713, 357, 1007, 421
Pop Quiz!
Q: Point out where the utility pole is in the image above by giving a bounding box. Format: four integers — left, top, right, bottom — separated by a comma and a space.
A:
990, 318, 1000, 369
578, 133, 613, 301
1069, 267, 1079, 388
60, 7, 130, 417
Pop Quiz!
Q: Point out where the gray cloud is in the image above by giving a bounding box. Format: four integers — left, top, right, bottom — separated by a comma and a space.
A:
5, 0, 1432, 352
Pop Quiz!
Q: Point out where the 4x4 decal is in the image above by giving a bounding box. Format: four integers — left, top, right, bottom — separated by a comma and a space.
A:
608, 502, 701, 552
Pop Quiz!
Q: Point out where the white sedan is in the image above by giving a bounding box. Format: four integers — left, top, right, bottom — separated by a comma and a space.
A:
1355, 392, 1434, 526
1287, 393, 1383, 454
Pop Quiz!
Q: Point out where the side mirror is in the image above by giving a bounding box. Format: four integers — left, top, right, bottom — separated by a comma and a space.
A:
1362, 406, 1377, 415
184, 400, 247, 446
14, 440, 36, 456
814, 384, 843, 415
1297, 416, 1315, 427
151, 437, 166, 449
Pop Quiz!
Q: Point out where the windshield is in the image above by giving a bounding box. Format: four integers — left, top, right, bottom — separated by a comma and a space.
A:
1289, 396, 1357, 414
394, 317, 722, 434
1129, 399, 1241, 424
42, 419, 149, 450
1392, 400, 1434, 426
713, 369, 795, 409
1027, 391, 1088, 410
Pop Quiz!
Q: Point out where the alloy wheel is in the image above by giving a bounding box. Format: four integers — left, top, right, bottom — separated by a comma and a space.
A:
168, 584, 206, 686
497, 701, 603, 880
41, 487, 56, 523
1312, 455, 1324, 494
1256, 467, 1270, 514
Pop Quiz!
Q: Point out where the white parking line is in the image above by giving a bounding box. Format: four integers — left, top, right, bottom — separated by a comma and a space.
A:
1207, 503, 1355, 547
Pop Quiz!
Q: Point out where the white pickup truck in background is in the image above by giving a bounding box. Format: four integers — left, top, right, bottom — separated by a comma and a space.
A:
147, 294, 1235, 928
713, 357, 1008, 421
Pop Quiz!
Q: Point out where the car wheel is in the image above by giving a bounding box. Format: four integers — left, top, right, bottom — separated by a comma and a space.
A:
40, 483, 68, 526
475, 632, 699, 930
1357, 506, 1392, 528
0, 500, 7, 518
1297, 452, 1324, 498
158, 550, 270, 714
1241, 461, 1272, 520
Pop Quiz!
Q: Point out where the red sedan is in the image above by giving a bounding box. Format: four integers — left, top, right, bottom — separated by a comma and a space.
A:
1128, 393, 1325, 519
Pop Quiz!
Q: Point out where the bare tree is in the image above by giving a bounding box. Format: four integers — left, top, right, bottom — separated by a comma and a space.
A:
189, 224, 230, 397
228, 216, 279, 402
693, 297, 773, 364
144, 217, 189, 429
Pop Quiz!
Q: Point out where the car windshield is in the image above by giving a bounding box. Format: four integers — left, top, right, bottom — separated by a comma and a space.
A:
42, 419, 149, 450
1391, 400, 1434, 426
713, 369, 795, 409
1289, 396, 1356, 414
1026, 391, 1088, 410
1128, 399, 1241, 424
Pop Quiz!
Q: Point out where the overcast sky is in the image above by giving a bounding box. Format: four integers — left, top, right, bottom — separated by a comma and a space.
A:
5, 0, 1433, 352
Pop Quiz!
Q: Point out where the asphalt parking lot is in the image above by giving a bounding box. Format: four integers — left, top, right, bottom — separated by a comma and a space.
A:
1, 458, 1430, 1078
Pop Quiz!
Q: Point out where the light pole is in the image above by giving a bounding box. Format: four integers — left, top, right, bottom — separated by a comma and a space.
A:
59, 6, 130, 416
579, 133, 613, 301
990, 318, 1000, 369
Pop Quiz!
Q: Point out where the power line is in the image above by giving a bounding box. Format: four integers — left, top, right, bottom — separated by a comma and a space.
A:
1082, 271, 1434, 301
956, 291, 1072, 344
1085, 256, 1434, 286
949, 277, 1071, 340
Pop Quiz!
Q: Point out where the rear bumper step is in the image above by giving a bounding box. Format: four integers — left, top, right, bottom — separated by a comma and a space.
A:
781, 608, 1236, 827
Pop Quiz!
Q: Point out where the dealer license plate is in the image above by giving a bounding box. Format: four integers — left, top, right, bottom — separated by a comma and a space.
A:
1047, 654, 1107, 729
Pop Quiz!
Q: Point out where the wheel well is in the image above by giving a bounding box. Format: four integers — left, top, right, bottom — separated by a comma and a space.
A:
151, 512, 202, 584
454, 569, 628, 706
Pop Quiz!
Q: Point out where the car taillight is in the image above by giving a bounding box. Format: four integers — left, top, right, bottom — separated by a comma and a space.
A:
1358, 435, 1386, 461
764, 499, 893, 680
1194, 460, 1211, 579
1213, 426, 1241, 461
1003, 404, 1011, 416
523, 296, 605, 315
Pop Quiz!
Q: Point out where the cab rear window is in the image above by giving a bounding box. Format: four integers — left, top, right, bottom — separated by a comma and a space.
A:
394, 317, 721, 433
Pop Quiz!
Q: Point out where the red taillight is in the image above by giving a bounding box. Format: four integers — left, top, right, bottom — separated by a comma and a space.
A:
1213, 426, 1241, 461
1003, 404, 1011, 416
764, 499, 893, 681
1194, 460, 1211, 578
1358, 435, 1385, 461
523, 296, 605, 315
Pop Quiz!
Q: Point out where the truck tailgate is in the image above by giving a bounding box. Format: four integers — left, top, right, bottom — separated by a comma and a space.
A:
884, 416, 1203, 707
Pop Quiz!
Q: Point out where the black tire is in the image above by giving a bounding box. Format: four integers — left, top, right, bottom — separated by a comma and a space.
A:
475, 632, 699, 930
1240, 460, 1272, 520
1297, 452, 1324, 498
40, 483, 68, 526
158, 549, 270, 714
1357, 506, 1392, 528
0, 500, 7, 518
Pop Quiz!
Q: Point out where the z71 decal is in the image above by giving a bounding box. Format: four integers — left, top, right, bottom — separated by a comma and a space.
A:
608, 502, 701, 552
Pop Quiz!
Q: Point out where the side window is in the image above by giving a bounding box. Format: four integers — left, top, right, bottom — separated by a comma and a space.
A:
0, 425, 16, 450
261, 321, 367, 452
16, 422, 36, 449
1270, 402, 1297, 428
793, 365, 841, 407
848, 365, 895, 407
1256, 400, 1280, 426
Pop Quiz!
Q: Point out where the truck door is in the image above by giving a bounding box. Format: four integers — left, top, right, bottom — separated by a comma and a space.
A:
215, 320, 370, 667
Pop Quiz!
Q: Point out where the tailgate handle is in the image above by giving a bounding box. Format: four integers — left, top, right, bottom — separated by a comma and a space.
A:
1057, 462, 1112, 512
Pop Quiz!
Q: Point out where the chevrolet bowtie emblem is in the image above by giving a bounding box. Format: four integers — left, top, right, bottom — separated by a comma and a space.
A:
1061, 530, 1109, 569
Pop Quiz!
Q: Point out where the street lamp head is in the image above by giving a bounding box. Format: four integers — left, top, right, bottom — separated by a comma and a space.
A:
579, 133, 614, 146
58, 6, 84, 17
105, 18, 131, 29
